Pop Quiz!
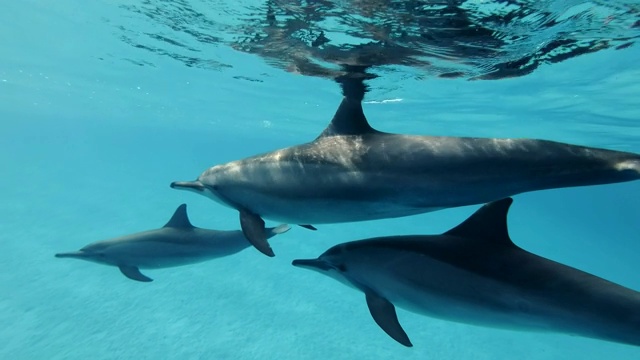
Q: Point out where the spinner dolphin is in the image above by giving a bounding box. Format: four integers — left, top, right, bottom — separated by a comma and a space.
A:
293, 198, 640, 348
172, 97, 640, 256
56, 204, 290, 281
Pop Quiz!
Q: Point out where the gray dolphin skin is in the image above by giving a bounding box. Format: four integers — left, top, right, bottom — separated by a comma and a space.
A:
171, 97, 640, 257
55, 204, 290, 282
292, 198, 640, 348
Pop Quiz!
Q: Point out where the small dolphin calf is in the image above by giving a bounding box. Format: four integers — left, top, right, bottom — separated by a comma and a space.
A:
292, 198, 640, 348
171, 97, 640, 257
55, 204, 290, 282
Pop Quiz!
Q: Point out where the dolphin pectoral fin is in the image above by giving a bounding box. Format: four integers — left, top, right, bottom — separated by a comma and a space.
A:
239, 209, 275, 257
118, 265, 153, 282
365, 291, 413, 347
299, 224, 317, 231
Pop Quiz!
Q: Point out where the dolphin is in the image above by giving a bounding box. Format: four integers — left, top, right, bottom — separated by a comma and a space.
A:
171, 97, 640, 257
291, 198, 640, 348
55, 204, 290, 282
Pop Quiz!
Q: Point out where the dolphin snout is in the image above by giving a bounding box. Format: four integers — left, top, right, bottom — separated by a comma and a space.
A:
292, 258, 333, 271
55, 251, 85, 259
170, 180, 205, 192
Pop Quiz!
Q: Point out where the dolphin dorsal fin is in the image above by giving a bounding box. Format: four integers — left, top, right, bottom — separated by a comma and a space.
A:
163, 204, 194, 228
444, 198, 514, 246
316, 97, 378, 139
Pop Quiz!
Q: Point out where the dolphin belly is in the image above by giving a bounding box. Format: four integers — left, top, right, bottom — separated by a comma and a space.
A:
358, 255, 557, 332
108, 243, 212, 269
221, 189, 444, 224
353, 247, 640, 346
104, 240, 245, 269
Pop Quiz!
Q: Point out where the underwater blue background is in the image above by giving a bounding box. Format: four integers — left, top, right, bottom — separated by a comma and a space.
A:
1, 1, 640, 359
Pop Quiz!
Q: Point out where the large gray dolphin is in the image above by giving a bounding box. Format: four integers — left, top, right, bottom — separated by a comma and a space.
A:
55, 204, 290, 282
292, 198, 640, 348
171, 97, 640, 257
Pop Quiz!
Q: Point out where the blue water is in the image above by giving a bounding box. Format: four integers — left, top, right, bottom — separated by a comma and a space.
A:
2, 2, 640, 359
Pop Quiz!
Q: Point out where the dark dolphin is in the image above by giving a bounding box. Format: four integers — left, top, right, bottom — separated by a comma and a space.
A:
292, 198, 640, 348
55, 204, 290, 282
172, 97, 640, 256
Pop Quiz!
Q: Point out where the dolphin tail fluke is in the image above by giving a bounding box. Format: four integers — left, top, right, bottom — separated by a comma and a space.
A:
119, 265, 153, 282
365, 291, 413, 347
239, 209, 275, 257
269, 224, 291, 236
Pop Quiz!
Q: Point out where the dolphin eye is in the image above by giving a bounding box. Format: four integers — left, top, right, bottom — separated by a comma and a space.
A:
336, 263, 347, 272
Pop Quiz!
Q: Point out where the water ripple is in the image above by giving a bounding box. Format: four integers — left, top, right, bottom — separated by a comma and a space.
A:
115, 0, 640, 81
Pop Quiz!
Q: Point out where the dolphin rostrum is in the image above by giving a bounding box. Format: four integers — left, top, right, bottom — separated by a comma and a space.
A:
292, 198, 640, 348
55, 204, 290, 282
171, 97, 640, 257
